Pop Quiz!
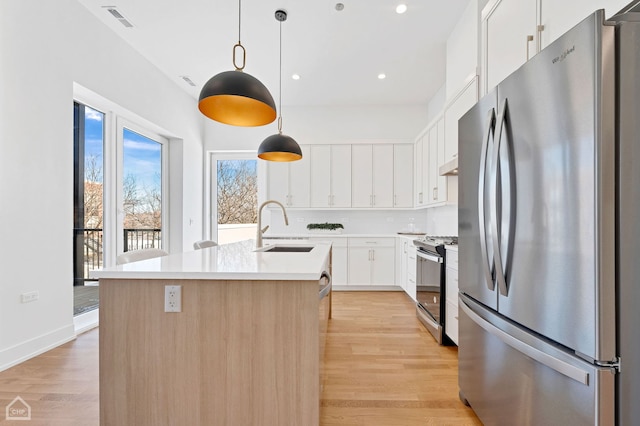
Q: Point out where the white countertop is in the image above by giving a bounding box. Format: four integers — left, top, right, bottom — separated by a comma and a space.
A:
264, 232, 423, 239
89, 239, 332, 281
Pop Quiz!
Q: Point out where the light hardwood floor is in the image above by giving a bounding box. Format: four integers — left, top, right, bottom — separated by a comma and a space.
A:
0, 291, 480, 425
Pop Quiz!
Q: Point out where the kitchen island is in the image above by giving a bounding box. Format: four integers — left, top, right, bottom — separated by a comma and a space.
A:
90, 239, 332, 426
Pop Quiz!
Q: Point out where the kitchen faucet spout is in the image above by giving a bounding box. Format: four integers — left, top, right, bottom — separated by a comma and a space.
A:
256, 200, 289, 248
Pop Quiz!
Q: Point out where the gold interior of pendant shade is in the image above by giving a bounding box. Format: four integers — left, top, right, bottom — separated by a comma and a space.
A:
198, 94, 277, 127
257, 150, 302, 161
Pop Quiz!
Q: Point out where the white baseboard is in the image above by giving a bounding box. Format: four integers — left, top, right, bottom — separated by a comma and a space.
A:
0, 324, 76, 372
332, 285, 402, 291
74, 309, 99, 335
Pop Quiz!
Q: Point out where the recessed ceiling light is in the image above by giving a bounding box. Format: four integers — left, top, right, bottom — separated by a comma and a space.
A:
335, 3, 344, 11
396, 4, 408, 14
292, 74, 301, 80
378, 73, 386, 80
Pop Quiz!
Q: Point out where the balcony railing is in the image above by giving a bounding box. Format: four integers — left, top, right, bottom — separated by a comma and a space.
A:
73, 228, 162, 285
123, 228, 162, 252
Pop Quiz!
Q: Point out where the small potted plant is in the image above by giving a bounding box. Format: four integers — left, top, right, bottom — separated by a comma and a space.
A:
306, 222, 344, 234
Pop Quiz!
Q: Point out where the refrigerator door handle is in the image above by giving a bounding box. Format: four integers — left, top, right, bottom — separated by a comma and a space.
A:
459, 299, 589, 385
478, 108, 496, 291
491, 100, 511, 296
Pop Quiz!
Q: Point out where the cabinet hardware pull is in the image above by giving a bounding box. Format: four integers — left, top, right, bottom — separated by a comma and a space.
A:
536, 25, 545, 53
526, 35, 534, 61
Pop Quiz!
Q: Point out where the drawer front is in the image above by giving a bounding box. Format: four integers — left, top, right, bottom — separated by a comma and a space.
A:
309, 237, 348, 248
446, 249, 458, 270
446, 267, 459, 306
348, 237, 396, 248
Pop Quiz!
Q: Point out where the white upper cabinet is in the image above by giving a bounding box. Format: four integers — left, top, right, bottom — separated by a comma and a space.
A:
414, 136, 424, 207
415, 117, 448, 208
310, 145, 351, 208
393, 144, 414, 208
426, 119, 447, 205
482, 0, 628, 95
266, 144, 310, 207
351, 144, 394, 208
443, 76, 478, 166
372, 145, 394, 208
540, 0, 631, 50
266, 160, 289, 205
482, 0, 538, 94
539, 1, 599, 50
351, 145, 374, 208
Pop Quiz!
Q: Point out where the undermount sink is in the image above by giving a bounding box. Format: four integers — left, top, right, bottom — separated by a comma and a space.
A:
260, 246, 314, 253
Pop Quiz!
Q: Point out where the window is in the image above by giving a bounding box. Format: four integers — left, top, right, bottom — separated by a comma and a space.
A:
120, 126, 166, 251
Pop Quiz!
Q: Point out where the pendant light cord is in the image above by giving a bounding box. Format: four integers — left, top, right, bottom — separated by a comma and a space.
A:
238, 0, 242, 43
278, 20, 283, 134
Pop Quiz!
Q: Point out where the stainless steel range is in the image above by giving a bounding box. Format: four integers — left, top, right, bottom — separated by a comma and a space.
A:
413, 236, 457, 345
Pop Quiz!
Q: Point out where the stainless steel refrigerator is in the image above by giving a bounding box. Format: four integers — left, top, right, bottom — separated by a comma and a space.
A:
458, 5, 640, 425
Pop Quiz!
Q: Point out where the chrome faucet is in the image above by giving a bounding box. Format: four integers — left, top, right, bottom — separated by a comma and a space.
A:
256, 200, 289, 248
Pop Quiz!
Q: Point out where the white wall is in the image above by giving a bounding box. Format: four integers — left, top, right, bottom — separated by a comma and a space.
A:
204, 104, 429, 151
0, 0, 203, 370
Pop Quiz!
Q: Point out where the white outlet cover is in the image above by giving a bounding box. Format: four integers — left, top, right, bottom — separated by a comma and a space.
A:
164, 285, 182, 313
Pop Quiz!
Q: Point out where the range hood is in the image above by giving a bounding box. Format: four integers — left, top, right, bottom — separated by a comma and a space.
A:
439, 156, 458, 176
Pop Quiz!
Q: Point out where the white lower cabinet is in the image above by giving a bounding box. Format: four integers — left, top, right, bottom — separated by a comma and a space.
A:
445, 247, 459, 344
309, 237, 348, 286
406, 245, 417, 302
396, 237, 418, 301
348, 237, 395, 286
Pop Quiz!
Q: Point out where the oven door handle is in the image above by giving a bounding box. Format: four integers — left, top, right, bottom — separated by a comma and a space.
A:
416, 251, 443, 263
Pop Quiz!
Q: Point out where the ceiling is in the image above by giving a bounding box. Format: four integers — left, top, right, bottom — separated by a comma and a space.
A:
77, 0, 471, 108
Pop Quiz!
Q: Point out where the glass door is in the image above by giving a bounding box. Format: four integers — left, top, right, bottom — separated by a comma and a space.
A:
73, 102, 104, 315
208, 152, 258, 245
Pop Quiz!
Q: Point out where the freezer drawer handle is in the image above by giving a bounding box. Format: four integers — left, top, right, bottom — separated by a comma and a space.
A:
460, 300, 589, 385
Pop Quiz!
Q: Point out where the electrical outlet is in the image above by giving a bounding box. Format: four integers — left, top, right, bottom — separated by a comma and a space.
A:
21, 291, 39, 303
164, 285, 181, 312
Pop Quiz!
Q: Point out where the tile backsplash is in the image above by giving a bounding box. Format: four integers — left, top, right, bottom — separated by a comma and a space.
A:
264, 205, 458, 236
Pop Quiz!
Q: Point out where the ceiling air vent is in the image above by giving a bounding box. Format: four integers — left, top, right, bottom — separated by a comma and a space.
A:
104, 6, 134, 28
180, 76, 197, 87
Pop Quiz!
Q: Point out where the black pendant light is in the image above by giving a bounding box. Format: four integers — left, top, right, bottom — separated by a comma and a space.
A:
258, 9, 302, 162
198, 0, 277, 127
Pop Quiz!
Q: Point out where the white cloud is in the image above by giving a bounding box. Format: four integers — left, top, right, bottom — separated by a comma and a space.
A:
124, 140, 161, 151
85, 109, 103, 121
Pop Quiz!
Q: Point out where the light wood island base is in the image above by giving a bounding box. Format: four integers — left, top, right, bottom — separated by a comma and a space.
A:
99, 278, 323, 426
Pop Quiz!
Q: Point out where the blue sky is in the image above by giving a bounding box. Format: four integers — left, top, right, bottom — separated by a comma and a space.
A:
84, 107, 161, 190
